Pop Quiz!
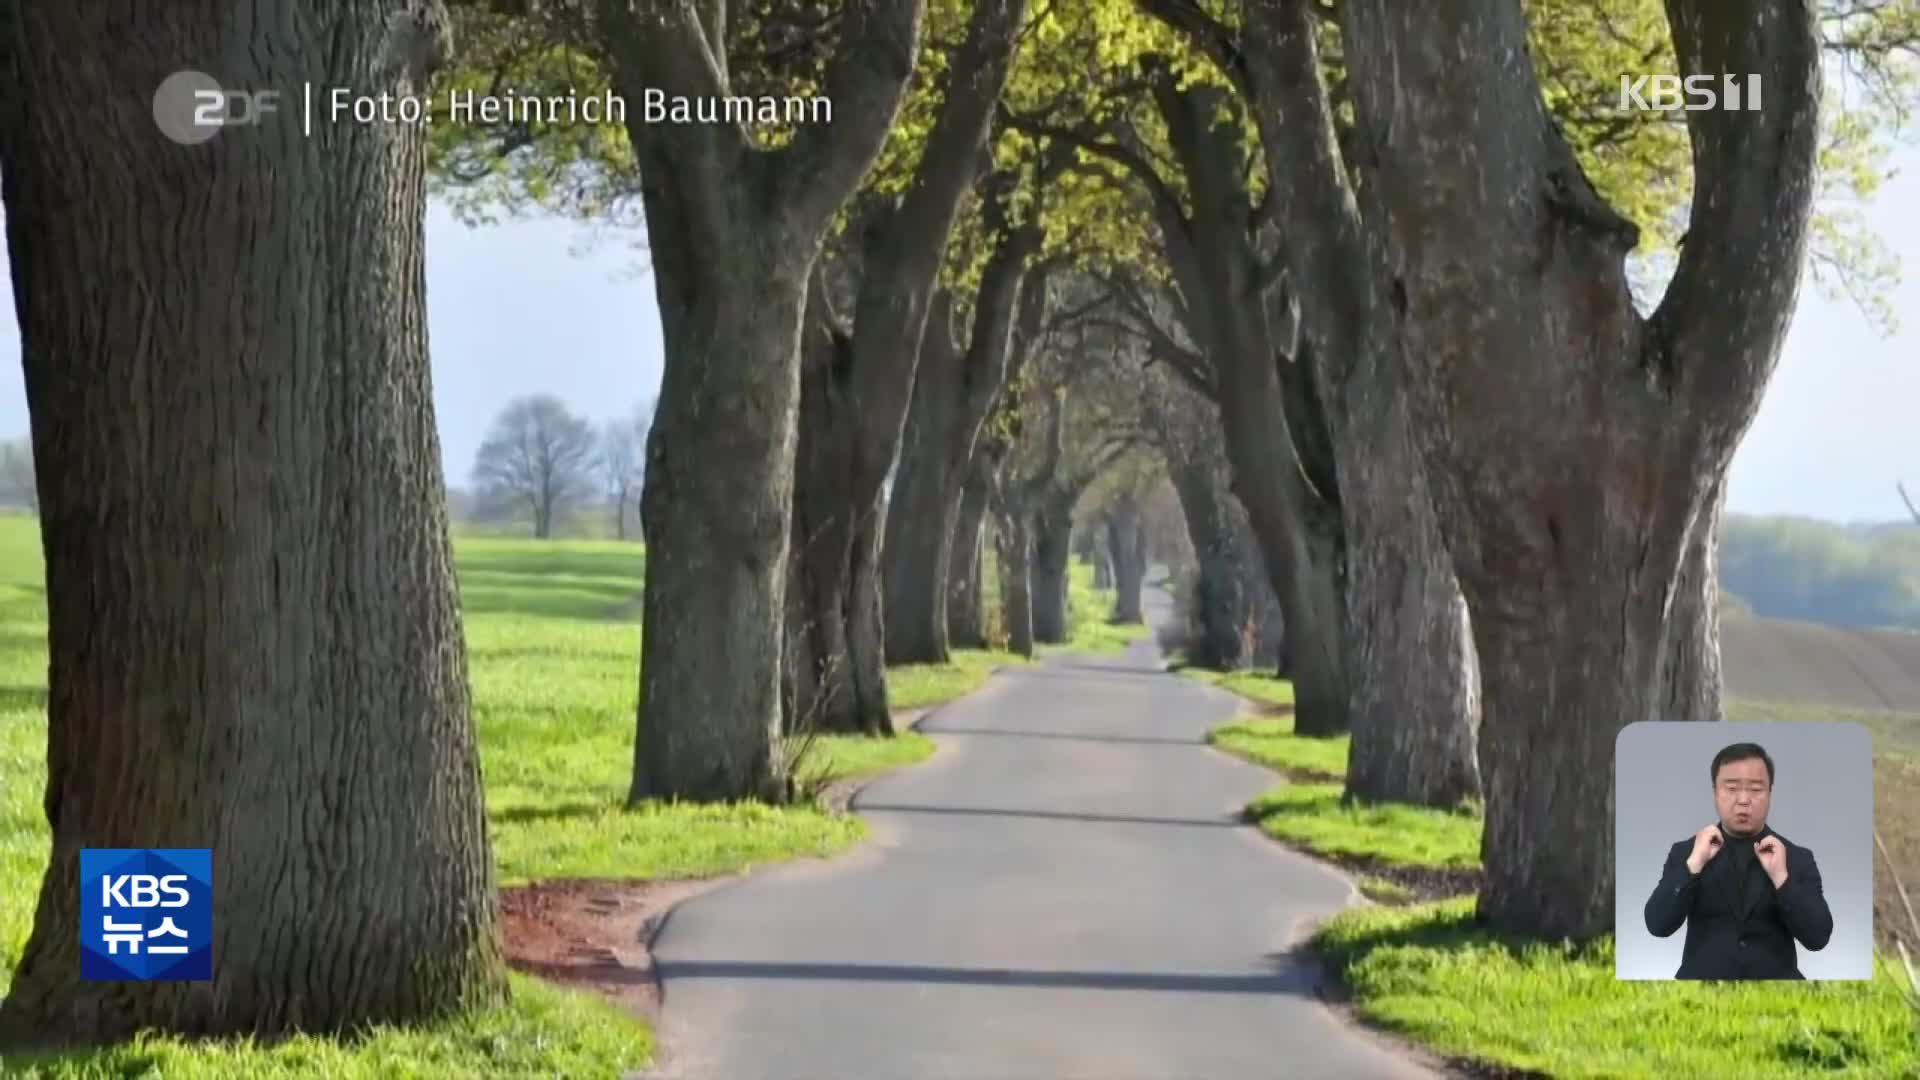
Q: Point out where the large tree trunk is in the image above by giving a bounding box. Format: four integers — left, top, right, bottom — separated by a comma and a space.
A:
0, 3, 505, 1045
947, 465, 993, 648
1167, 460, 1246, 669
879, 312, 959, 666
995, 508, 1035, 657
1335, 346, 1481, 808
846, 510, 891, 731
786, 318, 890, 735
1029, 491, 1075, 644
1146, 56, 1481, 784
1658, 482, 1726, 724
1147, 78, 1352, 737
635, 259, 807, 799
1107, 496, 1146, 624
615, 0, 923, 800
799, 0, 1025, 686
1334, 0, 1818, 937
882, 223, 1038, 664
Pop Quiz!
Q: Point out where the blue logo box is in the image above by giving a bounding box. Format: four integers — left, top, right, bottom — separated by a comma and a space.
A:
79, 848, 212, 981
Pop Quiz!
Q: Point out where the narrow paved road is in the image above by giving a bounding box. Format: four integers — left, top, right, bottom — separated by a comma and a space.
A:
643, 589, 1437, 1080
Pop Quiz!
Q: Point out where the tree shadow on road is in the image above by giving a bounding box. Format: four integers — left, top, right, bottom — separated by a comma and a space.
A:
655, 958, 1325, 998
913, 724, 1205, 747
850, 802, 1246, 830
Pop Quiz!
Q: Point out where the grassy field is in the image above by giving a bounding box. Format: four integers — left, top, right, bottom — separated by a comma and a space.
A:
0, 516, 1125, 1075
1721, 608, 1920, 714
1201, 670, 1920, 1079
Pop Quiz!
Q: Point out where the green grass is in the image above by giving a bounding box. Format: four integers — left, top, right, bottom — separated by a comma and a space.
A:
1355, 877, 1416, 904
1045, 560, 1151, 655
1729, 696, 1920, 757
1196, 676, 1476, 868
1315, 899, 1920, 1080
1181, 667, 1296, 709
792, 731, 937, 788
1208, 716, 1347, 780
0, 515, 1011, 1074
0, 975, 649, 1079
0, 517, 51, 1001
889, 649, 1028, 710
1246, 784, 1482, 869
1197, 670, 1919, 1077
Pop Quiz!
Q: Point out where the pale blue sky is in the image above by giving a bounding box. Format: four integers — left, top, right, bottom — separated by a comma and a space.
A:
0, 146, 1915, 522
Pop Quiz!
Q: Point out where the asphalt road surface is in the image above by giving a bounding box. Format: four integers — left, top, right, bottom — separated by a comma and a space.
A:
642, 589, 1437, 1080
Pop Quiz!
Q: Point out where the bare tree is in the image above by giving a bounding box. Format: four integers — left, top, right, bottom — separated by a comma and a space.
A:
598, 399, 652, 542
471, 394, 597, 539
0, 438, 35, 513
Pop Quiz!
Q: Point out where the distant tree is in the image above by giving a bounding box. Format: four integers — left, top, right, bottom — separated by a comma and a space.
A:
472, 395, 597, 539
1719, 513, 1920, 631
597, 399, 652, 542
0, 438, 35, 513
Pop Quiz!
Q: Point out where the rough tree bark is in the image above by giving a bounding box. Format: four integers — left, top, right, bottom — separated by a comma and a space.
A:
1190, 29, 1482, 805
1658, 478, 1726, 723
941, 266, 1055, 652
947, 452, 996, 647
612, 0, 923, 799
880, 208, 1043, 664
1106, 494, 1147, 623
1090, 531, 1113, 590
1138, 12, 1481, 795
785, 0, 1027, 731
0, 1, 505, 1044
1029, 487, 1077, 644
994, 504, 1036, 657
1336, 0, 1819, 935
1128, 82, 1352, 737
787, 291, 892, 734
1166, 457, 1249, 669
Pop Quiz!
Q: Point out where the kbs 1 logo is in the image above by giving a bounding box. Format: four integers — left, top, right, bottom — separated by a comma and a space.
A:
1618, 73, 1762, 113
80, 849, 212, 981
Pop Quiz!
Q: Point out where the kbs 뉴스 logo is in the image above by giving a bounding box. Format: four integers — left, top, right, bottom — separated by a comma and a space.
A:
79, 848, 212, 981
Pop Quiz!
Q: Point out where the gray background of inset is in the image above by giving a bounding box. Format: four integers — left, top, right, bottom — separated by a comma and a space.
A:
1614, 721, 1874, 980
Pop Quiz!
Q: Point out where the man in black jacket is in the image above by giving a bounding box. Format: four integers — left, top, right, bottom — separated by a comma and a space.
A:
1643, 742, 1834, 979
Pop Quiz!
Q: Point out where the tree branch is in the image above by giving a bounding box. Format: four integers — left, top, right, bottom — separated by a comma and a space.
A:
1133, 0, 1255, 101
999, 104, 1186, 224
604, 0, 753, 188
1236, 0, 1374, 364
865, 0, 1029, 286
1647, 0, 1824, 422
772, 0, 927, 231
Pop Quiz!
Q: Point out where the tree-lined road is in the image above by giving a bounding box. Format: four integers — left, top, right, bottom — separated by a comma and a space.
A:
644, 590, 1434, 1080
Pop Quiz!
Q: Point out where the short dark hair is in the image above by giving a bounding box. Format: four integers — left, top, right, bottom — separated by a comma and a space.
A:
1711, 742, 1774, 786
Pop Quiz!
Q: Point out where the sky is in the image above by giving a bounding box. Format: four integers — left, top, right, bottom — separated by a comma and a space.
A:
0, 146, 1915, 524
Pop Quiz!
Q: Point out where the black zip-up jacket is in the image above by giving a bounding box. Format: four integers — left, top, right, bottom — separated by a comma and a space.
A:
1642, 823, 1833, 980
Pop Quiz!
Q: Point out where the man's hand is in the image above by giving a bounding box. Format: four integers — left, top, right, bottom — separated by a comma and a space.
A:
1756, 835, 1790, 888
1685, 824, 1723, 874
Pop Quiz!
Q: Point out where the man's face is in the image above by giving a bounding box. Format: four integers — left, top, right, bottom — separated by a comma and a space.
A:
1713, 756, 1772, 834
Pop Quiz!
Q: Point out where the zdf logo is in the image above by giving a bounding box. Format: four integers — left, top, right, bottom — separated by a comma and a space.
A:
152, 69, 281, 145
101, 874, 191, 908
